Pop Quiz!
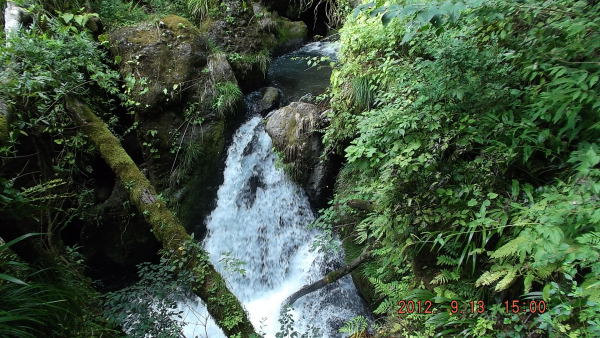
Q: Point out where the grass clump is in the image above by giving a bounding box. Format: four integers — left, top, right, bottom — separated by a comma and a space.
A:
213, 81, 242, 117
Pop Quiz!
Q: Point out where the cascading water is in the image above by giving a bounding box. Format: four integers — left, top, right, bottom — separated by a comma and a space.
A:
178, 41, 370, 337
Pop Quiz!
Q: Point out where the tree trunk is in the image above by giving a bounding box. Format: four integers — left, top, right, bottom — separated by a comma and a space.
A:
284, 247, 372, 306
65, 97, 257, 337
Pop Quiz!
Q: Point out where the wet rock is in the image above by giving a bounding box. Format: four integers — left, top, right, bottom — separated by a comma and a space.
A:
320, 108, 332, 127
273, 19, 308, 55
248, 87, 283, 115
208, 52, 238, 85
299, 93, 316, 104
265, 102, 328, 204
236, 170, 266, 208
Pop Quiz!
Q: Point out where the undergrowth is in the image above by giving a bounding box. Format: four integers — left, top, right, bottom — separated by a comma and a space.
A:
321, 0, 600, 336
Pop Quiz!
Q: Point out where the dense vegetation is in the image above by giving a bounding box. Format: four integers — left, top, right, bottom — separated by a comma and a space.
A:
1, 0, 599, 337
0, 0, 257, 336
315, 0, 600, 336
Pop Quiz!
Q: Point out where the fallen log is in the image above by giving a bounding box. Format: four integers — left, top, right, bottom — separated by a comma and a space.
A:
65, 97, 256, 337
284, 247, 372, 306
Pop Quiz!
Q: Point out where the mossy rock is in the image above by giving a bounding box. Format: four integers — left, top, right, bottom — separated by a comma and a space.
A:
109, 15, 208, 116
265, 102, 326, 202
342, 237, 380, 309
273, 19, 307, 54
174, 120, 227, 235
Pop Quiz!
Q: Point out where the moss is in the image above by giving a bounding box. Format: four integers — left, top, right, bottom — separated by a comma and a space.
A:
128, 29, 160, 45
285, 114, 299, 146
161, 15, 199, 36
65, 97, 256, 336
342, 237, 380, 308
275, 19, 307, 47
176, 120, 226, 232
127, 16, 198, 45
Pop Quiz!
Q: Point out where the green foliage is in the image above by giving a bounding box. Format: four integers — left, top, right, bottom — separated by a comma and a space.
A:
185, 0, 214, 21
0, 14, 122, 169
350, 76, 373, 110
275, 306, 321, 338
339, 315, 369, 335
213, 81, 242, 117
103, 258, 194, 337
0, 237, 116, 337
228, 52, 271, 77
97, 0, 148, 28
97, 0, 220, 28
35, 0, 87, 12
321, 0, 600, 335
219, 251, 247, 277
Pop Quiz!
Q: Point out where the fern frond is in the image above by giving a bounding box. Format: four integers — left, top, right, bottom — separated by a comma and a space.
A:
577, 232, 600, 246
534, 263, 559, 279
431, 269, 460, 285
339, 316, 369, 335
437, 255, 458, 267
494, 268, 518, 291
475, 270, 506, 287
490, 235, 530, 259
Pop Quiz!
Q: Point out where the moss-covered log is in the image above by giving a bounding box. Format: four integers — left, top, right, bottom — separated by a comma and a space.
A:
283, 247, 372, 306
65, 97, 256, 336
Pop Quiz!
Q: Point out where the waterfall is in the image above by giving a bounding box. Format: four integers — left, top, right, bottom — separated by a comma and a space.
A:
179, 41, 369, 338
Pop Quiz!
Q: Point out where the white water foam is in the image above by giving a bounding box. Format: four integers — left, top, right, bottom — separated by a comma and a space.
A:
297, 41, 341, 60
178, 116, 368, 337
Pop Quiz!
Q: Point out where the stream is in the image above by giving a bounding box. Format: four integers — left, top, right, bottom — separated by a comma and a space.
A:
178, 41, 370, 337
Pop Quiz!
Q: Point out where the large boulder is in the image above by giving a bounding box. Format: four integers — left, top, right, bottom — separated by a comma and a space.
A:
199, 3, 307, 90
265, 102, 329, 204
273, 18, 307, 55
109, 15, 209, 115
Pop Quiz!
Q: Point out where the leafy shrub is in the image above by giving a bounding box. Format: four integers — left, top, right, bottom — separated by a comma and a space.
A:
97, 0, 149, 28
103, 259, 194, 338
320, 0, 600, 335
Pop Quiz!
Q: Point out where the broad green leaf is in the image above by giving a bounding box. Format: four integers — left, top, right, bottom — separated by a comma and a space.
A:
0, 273, 27, 285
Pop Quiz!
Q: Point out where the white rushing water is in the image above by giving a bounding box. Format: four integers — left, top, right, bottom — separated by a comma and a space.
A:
179, 116, 368, 337
177, 40, 369, 337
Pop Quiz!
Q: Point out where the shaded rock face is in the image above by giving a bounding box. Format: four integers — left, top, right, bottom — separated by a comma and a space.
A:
108, 16, 242, 237
247, 86, 283, 115
202, 2, 307, 90
260, 0, 329, 36
252, 2, 308, 55
271, 17, 308, 55
109, 15, 209, 116
265, 102, 329, 205
108, 16, 238, 185
82, 179, 161, 290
